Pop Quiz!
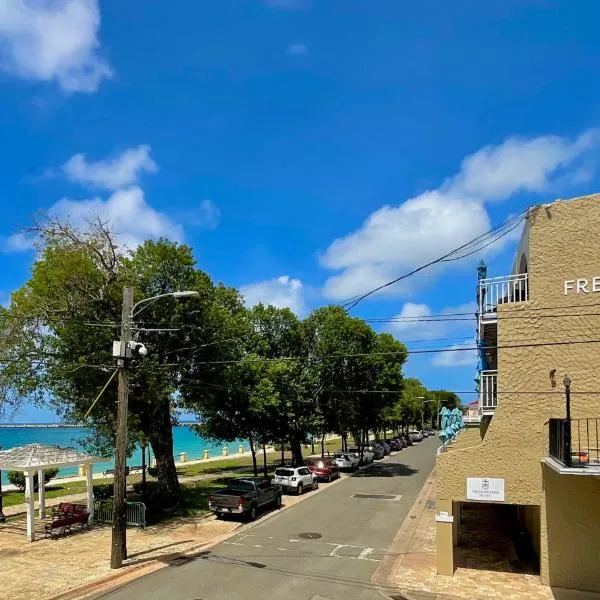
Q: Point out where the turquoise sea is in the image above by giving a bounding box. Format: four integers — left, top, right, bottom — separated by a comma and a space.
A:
0, 426, 247, 485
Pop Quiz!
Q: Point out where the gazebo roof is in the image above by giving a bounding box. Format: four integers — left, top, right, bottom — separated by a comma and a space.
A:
0, 444, 104, 471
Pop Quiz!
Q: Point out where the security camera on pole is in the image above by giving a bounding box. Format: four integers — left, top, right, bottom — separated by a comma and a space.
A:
110, 288, 198, 570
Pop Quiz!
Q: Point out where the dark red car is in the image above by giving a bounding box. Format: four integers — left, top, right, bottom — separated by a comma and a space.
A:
306, 458, 340, 482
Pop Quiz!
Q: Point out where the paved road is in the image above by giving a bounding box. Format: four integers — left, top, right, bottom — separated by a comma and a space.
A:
100, 437, 438, 600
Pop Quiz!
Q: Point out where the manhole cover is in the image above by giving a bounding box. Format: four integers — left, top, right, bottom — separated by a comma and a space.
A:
352, 493, 401, 501
299, 532, 322, 539
425, 500, 436, 509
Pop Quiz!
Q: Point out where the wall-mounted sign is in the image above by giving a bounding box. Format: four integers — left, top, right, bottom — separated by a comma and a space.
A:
564, 278, 600, 295
466, 477, 505, 502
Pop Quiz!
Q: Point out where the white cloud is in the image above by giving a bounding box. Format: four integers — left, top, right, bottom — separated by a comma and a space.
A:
46, 186, 183, 249
62, 145, 157, 190
432, 341, 478, 368
2, 231, 36, 252
321, 129, 599, 300
187, 200, 221, 230
388, 301, 476, 342
287, 43, 307, 55
449, 130, 598, 201
240, 275, 305, 315
0, 0, 112, 93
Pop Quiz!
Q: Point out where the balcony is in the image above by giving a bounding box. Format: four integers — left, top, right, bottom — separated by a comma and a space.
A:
544, 418, 600, 476
478, 273, 528, 322
479, 370, 497, 415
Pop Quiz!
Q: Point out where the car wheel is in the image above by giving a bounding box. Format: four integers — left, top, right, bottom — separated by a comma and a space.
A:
215, 512, 224, 520
248, 504, 257, 522
313, 479, 318, 491
297, 483, 303, 495
275, 494, 282, 509
327, 474, 332, 483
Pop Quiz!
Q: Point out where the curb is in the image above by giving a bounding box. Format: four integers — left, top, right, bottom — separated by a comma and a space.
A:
45, 524, 243, 600
43, 469, 348, 600
372, 469, 436, 597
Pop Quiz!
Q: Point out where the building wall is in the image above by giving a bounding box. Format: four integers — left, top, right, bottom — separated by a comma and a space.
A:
544, 466, 600, 591
437, 193, 600, 588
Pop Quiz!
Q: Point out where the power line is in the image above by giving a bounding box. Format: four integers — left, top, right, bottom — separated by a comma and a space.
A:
343, 211, 526, 311
158, 337, 600, 368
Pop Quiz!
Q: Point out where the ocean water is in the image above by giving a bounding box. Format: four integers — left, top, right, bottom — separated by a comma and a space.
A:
0, 426, 247, 485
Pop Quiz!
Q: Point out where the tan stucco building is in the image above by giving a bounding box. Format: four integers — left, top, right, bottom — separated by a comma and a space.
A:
436, 193, 600, 594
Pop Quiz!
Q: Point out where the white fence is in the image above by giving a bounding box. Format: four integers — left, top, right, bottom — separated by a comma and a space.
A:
478, 273, 528, 317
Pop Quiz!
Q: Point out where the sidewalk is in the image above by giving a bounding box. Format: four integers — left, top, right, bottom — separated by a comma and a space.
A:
374, 471, 557, 600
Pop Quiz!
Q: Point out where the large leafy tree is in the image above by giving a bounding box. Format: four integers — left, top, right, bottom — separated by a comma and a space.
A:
2, 219, 245, 502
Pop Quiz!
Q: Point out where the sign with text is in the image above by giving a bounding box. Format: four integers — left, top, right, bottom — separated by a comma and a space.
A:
466, 477, 505, 502
564, 278, 600, 295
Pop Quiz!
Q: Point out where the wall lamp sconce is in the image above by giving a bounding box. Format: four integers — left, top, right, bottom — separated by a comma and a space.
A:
549, 369, 556, 388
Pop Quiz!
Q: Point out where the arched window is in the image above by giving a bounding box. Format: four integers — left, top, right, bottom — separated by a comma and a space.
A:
519, 254, 528, 275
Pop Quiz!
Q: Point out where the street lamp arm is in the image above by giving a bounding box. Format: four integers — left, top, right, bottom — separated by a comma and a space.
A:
131, 291, 199, 318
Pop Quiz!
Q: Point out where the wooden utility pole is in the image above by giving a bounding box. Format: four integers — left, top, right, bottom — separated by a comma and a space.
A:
111, 286, 134, 569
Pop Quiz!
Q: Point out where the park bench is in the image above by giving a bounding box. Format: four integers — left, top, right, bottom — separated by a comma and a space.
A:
44, 502, 90, 539
102, 465, 145, 476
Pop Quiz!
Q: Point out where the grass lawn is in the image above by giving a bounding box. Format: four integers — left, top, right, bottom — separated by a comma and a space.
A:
2, 437, 342, 510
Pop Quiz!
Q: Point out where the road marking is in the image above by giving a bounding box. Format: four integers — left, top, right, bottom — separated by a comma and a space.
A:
358, 547, 374, 559
329, 544, 345, 557
277, 547, 289, 551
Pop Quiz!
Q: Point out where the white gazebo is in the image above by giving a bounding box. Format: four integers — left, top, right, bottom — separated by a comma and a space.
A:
0, 444, 105, 541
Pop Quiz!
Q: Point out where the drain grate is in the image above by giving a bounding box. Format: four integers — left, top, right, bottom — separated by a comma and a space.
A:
352, 493, 401, 501
299, 532, 322, 539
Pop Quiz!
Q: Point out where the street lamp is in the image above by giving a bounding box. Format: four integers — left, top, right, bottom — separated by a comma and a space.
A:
111, 288, 198, 570
563, 374, 572, 467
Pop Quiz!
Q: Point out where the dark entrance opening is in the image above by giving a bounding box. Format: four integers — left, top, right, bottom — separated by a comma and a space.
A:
455, 502, 540, 575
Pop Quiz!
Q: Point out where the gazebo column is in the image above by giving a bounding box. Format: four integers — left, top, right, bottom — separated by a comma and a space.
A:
38, 469, 45, 519
24, 471, 35, 542
85, 464, 94, 523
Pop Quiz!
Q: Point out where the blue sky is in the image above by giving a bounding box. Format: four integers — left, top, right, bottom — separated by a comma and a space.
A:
1, 0, 600, 422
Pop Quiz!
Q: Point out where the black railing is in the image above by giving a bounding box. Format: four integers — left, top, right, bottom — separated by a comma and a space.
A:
548, 418, 600, 468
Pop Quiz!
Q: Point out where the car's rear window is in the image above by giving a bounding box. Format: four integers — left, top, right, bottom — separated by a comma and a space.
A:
227, 480, 254, 492
275, 468, 294, 477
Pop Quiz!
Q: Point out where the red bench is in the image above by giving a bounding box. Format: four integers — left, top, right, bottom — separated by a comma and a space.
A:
44, 502, 90, 539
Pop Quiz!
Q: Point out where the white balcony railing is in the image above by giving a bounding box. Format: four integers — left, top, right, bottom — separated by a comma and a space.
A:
480, 370, 497, 413
478, 273, 528, 318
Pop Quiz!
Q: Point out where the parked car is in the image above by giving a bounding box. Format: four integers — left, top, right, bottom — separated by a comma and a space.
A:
348, 446, 374, 465
380, 441, 391, 455
365, 444, 385, 459
272, 466, 318, 495
422, 430, 429, 438
306, 458, 340, 482
401, 434, 412, 446
332, 452, 359, 470
208, 477, 282, 521
409, 431, 423, 442
389, 438, 402, 451
428, 429, 436, 436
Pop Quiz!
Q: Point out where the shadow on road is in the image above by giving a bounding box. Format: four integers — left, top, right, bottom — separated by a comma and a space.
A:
352, 462, 418, 478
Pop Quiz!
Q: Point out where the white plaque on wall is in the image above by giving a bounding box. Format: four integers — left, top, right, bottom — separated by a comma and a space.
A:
466, 477, 505, 502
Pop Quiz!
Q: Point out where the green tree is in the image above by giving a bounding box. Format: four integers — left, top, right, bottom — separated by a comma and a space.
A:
2, 219, 245, 502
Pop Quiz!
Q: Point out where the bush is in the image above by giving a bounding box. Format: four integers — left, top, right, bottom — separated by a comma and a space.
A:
7, 468, 59, 491
93, 483, 114, 500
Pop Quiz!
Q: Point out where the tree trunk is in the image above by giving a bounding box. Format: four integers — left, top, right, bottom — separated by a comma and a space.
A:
321, 432, 325, 458
281, 438, 285, 465
341, 432, 347, 452
148, 426, 180, 505
311, 435, 315, 455
249, 434, 258, 476
262, 443, 268, 478
290, 437, 304, 467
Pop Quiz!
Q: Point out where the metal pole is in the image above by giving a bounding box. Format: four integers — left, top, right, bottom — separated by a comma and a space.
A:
111, 286, 133, 569
0, 446, 6, 523
565, 382, 572, 467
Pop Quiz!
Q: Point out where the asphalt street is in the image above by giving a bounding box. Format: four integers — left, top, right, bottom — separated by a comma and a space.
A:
100, 436, 438, 600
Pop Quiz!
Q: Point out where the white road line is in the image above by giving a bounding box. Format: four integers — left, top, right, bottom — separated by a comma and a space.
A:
277, 547, 289, 551
329, 544, 345, 557
357, 547, 374, 560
